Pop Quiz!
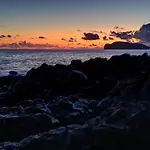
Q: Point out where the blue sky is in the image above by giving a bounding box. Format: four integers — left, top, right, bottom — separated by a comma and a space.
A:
0, 0, 150, 49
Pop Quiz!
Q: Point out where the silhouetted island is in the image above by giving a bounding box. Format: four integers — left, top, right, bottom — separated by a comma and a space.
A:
104, 41, 150, 49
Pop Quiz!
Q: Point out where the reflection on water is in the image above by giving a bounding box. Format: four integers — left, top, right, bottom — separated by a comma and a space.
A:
0, 49, 149, 75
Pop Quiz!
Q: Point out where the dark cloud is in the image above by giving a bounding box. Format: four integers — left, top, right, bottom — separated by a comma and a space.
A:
61, 37, 77, 42
89, 44, 97, 47
18, 41, 28, 47
0, 43, 20, 48
0, 35, 6, 38
110, 31, 134, 41
77, 29, 82, 32
19, 41, 58, 48
61, 38, 67, 41
0, 34, 12, 39
134, 23, 150, 43
68, 43, 75, 46
90, 30, 103, 34
0, 41, 59, 49
77, 43, 81, 45
68, 37, 77, 42
114, 26, 124, 30
39, 36, 46, 39
7, 35, 12, 38
103, 36, 108, 41
13, 35, 20, 39
82, 33, 100, 40
109, 37, 114, 40
110, 23, 150, 44
90, 30, 107, 35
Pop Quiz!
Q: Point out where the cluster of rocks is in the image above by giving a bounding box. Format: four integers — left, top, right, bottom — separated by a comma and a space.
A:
0, 53, 150, 149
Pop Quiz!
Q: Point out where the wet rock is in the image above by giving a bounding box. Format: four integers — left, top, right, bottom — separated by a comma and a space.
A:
14, 124, 131, 150
69, 70, 88, 82
24, 106, 44, 114
0, 107, 12, 115
49, 96, 95, 125
4, 65, 54, 105
97, 98, 109, 112
15, 125, 90, 150
19, 100, 34, 108
24, 105, 51, 115
0, 106, 24, 115
128, 108, 150, 126
0, 76, 22, 91
73, 99, 92, 114
10, 106, 24, 114
139, 75, 150, 101
66, 124, 90, 150
0, 113, 56, 142
17, 127, 68, 150
90, 124, 130, 150
82, 78, 117, 99
56, 96, 73, 110
33, 98, 45, 105
0, 142, 17, 150
55, 96, 94, 115
106, 108, 128, 123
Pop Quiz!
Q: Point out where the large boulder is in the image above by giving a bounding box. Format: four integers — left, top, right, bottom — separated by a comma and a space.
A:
68, 70, 88, 83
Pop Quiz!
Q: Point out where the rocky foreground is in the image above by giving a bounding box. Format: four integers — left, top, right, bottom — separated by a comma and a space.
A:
1, 53, 150, 149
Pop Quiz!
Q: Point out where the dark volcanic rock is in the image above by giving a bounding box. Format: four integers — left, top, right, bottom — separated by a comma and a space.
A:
0, 142, 18, 150
19, 100, 34, 108
70, 59, 83, 70
49, 96, 96, 125
1, 54, 150, 149
9, 71, 18, 76
0, 113, 58, 142
1, 124, 131, 150
82, 78, 117, 99
69, 70, 88, 82
17, 127, 68, 150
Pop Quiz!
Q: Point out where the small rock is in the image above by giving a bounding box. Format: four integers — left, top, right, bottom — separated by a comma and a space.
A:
19, 100, 34, 108
9, 71, 18, 76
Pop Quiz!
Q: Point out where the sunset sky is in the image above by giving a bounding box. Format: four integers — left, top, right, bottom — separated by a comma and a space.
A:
0, 0, 150, 49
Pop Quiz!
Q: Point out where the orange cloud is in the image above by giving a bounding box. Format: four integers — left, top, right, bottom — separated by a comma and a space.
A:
0, 41, 59, 49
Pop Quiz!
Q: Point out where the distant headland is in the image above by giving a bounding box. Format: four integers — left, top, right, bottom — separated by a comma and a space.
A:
104, 41, 150, 49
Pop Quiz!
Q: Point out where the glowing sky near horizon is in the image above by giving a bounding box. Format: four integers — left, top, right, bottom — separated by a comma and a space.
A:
0, 0, 150, 49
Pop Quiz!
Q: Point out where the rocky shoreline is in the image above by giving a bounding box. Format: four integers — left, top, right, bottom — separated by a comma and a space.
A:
0, 53, 150, 149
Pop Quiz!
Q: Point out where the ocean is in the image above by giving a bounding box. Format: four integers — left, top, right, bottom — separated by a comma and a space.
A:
0, 49, 150, 76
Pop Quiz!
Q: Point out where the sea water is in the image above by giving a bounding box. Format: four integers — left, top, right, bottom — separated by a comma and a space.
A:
0, 49, 149, 76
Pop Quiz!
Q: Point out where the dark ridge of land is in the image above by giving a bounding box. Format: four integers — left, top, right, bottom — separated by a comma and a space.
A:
1, 53, 150, 149
104, 41, 150, 49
